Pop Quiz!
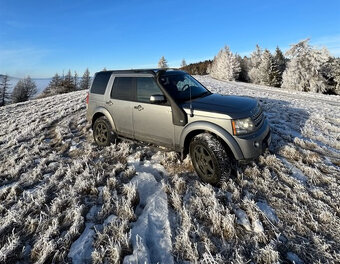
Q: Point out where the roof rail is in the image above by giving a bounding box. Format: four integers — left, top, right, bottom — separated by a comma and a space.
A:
97, 68, 182, 75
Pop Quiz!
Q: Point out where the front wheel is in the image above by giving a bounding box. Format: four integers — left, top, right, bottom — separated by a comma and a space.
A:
189, 133, 231, 185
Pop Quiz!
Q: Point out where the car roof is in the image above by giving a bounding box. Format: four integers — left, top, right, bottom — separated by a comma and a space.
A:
95, 69, 186, 76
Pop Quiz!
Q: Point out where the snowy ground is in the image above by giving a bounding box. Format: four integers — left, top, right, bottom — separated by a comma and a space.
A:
0, 76, 339, 263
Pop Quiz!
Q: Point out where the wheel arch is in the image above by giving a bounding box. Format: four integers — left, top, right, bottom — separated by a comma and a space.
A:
91, 107, 116, 131
180, 121, 244, 160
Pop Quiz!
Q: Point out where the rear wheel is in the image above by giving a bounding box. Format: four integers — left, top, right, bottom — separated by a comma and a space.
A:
93, 116, 115, 147
189, 133, 231, 185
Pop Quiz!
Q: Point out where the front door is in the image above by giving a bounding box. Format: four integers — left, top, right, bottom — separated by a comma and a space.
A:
133, 77, 174, 147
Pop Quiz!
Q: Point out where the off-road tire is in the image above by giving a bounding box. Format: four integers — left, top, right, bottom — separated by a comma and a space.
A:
93, 116, 116, 147
189, 133, 231, 185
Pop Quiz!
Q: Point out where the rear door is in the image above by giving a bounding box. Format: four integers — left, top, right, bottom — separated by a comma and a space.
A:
106, 76, 135, 138
133, 77, 174, 147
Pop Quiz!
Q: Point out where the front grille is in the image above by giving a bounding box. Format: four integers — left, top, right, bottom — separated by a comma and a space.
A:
252, 106, 264, 127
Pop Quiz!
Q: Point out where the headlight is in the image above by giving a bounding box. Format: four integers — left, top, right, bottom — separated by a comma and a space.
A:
231, 117, 255, 135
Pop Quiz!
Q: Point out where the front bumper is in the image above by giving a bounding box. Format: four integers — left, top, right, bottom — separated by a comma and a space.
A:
235, 119, 271, 160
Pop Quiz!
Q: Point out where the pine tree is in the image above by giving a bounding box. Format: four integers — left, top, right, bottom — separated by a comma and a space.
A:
269, 60, 282, 88
273, 46, 286, 86
321, 57, 340, 95
258, 49, 272, 85
43, 73, 62, 95
12, 76, 37, 103
210, 46, 241, 81
333, 58, 340, 95
248, 44, 263, 84
0, 74, 11, 106
74, 71, 78, 90
158, 56, 168, 68
80, 68, 91, 90
282, 39, 330, 93
181, 59, 187, 68
63, 69, 76, 93
236, 55, 250, 82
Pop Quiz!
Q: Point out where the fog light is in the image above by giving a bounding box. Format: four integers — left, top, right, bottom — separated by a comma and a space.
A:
254, 141, 260, 148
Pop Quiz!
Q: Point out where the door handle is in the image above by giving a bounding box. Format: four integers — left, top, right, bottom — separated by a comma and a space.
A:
134, 105, 144, 111
106, 101, 113, 106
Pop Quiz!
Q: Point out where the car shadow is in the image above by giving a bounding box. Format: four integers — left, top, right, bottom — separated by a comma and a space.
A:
255, 96, 310, 153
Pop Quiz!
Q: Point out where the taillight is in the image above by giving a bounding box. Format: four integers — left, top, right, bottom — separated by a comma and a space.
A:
86, 92, 89, 104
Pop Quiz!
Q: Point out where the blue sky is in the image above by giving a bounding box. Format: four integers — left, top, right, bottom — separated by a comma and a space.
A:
0, 0, 339, 78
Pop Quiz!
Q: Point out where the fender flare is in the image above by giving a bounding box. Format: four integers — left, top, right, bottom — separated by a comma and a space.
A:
179, 121, 244, 160
91, 107, 116, 131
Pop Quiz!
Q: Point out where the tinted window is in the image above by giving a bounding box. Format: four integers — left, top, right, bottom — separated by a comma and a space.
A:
91, 71, 111, 94
111, 77, 135, 101
136, 77, 163, 103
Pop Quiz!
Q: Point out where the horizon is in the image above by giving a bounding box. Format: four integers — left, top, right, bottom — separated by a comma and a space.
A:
0, 0, 339, 78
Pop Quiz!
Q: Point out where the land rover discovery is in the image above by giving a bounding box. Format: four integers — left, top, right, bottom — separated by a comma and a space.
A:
86, 69, 271, 184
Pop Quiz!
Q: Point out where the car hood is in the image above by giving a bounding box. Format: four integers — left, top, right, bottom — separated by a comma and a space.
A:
182, 93, 258, 119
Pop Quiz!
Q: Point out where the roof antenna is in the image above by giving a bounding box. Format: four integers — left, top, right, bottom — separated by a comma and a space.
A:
189, 85, 194, 117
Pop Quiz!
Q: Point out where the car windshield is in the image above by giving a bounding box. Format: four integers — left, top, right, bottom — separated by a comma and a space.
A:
159, 73, 210, 102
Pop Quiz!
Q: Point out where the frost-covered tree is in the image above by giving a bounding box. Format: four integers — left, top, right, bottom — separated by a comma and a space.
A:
43, 73, 62, 96
63, 69, 76, 93
210, 46, 241, 81
268, 60, 282, 88
273, 46, 286, 86
158, 56, 168, 68
74, 71, 78, 90
0, 74, 11, 106
12, 76, 37, 103
321, 57, 340, 95
258, 49, 273, 86
330, 58, 340, 95
248, 44, 263, 84
236, 55, 250, 82
206, 62, 212, 74
181, 59, 187, 68
282, 39, 330, 93
80, 68, 91, 90
257, 49, 281, 87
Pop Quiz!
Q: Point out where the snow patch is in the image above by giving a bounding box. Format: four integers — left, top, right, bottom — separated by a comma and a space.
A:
124, 160, 173, 264
68, 222, 94, 263
257, 201, 279, 224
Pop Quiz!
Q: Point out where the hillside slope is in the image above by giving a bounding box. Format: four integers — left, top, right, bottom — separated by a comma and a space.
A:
0, 76, 339, 263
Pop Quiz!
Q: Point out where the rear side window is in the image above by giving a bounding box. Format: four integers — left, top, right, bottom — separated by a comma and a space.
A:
136, 77, 163, 103
91, 72, 111, 94
111, 77, 135, 100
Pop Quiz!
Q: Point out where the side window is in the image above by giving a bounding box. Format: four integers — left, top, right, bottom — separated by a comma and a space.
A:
136, 77, 163, 103
111, 77, 135, 101
91, 72, 111, 94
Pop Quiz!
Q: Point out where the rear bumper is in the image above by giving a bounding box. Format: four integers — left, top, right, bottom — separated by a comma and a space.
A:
235, 119, 271, 161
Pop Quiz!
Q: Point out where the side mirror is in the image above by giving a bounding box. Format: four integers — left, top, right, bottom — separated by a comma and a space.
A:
150, 94, 165, 103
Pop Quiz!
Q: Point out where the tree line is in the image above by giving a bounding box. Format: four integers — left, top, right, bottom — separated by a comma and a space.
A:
0, 75, 38, 106
0, 68, 92, 107
159, 38, 340, 95
39, 68, 91, 98
208, 39, 340, 95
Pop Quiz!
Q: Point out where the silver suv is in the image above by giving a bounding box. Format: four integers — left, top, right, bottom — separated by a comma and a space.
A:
86, 69, 271, 184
